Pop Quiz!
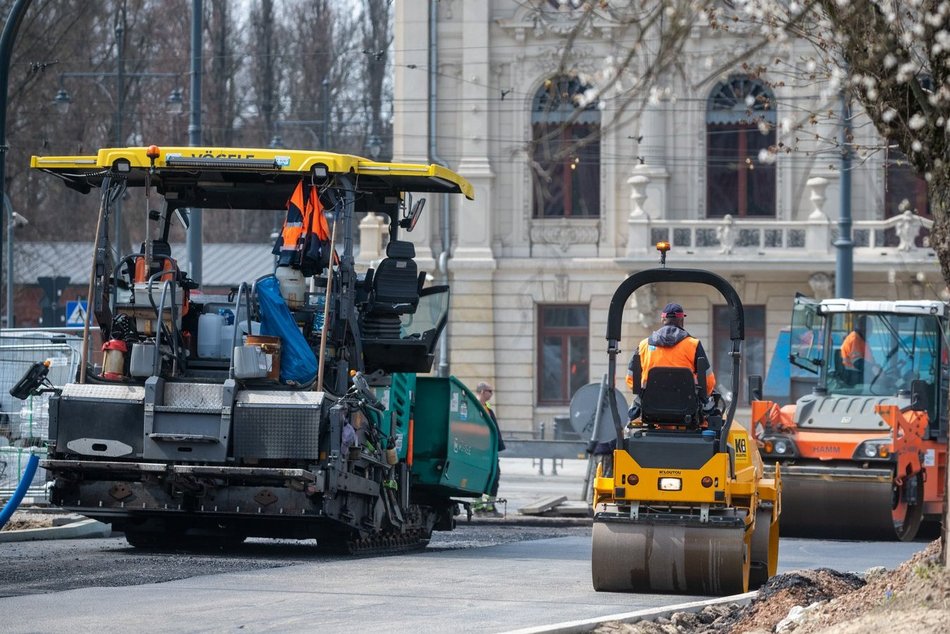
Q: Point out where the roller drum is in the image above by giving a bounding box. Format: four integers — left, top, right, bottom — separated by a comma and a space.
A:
779, 476, 905, 540
591, 520, 748, 595
749, 507, 775, 590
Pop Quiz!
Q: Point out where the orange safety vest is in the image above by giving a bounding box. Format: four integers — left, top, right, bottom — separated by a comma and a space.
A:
273, 180, 333, 273
630, 336, 717, 395
840, 331, 873, 369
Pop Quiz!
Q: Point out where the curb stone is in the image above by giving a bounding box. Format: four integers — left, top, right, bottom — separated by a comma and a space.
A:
500, 591, 758, 634
0, 518, 112, 542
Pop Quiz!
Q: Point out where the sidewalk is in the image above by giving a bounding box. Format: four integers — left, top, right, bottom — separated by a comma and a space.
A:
486, 457, 593, 520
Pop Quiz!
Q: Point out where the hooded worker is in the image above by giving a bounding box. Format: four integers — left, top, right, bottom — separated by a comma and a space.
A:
626, 302, 717, 420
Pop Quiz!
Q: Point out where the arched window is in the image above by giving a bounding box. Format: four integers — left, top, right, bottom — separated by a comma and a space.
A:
706, 76, 776, 217
531, 74, 601, 218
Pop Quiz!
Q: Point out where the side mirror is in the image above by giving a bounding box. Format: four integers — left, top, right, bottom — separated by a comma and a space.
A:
747, 374, 763, 403
399, 197, 425, 231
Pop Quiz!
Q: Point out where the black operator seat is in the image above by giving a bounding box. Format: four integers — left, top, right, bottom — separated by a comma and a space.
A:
639, 366, 701, 428
368, 239, 420, 316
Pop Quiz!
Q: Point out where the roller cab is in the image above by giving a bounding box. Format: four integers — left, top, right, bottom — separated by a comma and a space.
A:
591, 245, 780, 595
752, 296, 949, 541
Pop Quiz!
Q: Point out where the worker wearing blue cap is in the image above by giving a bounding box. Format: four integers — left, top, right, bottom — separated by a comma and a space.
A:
626, 302, 717, 420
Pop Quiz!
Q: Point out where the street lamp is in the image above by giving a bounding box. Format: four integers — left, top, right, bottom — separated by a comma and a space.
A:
52, 82, 184, 116
3, 192, 26, 328
367, 135, 382, 160
52, 70, 181, 257
53, 88, 70, 115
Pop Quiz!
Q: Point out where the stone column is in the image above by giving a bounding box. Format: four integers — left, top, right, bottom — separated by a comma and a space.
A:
454, 0, 495, 262
637, 101, 670, 218
356, 214, 386, 268
446, 1, 495, 389
393, 1, 434, 263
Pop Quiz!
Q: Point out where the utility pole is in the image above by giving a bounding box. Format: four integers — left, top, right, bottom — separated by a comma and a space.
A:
185, 0, 203, 284
834, 89, 854, 299
113, 0, 127, 257
0, 0, 32, 334
321, 78, 329, 147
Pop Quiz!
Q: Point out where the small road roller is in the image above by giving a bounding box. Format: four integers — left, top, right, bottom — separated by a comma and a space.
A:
591, 244, 780, 595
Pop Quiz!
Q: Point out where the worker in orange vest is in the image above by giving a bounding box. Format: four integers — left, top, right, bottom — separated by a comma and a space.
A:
626, 302, 718, 423
840, 315, 880, 384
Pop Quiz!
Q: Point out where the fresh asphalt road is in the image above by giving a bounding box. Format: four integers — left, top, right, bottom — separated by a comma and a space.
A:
0, 459, 930, 633
0, 534, 926, 633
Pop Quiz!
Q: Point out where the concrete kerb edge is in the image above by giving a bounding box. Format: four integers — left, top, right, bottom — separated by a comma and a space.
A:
500, 591, 758, 634
0, 518, 112, 542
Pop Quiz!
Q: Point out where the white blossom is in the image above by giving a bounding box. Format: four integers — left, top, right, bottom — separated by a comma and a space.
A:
912, 139, 923, 152
909, 113, 928, 130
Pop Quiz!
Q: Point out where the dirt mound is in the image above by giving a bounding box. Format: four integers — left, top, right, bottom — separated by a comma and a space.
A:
0, 511, 61, 531
726, 569, 865, 632
788, 538, 948, 634
594, 539, 948, 634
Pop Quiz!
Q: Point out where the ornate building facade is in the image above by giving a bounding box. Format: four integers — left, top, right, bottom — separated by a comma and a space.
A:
388, 1, 938, 435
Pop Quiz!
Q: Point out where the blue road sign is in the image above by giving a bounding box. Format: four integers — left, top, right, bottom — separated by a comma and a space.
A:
65, 300, 88, 327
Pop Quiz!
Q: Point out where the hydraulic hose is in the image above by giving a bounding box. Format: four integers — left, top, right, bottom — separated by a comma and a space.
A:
0, 452, 39, 530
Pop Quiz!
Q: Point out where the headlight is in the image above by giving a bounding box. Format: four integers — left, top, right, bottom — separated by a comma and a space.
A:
761, 435, 797, 457
853, 440, 892, 461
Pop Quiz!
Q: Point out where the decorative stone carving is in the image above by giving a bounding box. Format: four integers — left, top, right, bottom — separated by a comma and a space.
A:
894, 209, 929, 252
529, 220, 600, 251
628, 168, 650, 220
631, 285, 657, 329
808, 272, 834, 300
554, 273, 569, 301
806, 177, 830, 220
730, 275, 746, 297
496, 2, 619, 43
357, 213, 386, 265
716, 214, 736, 254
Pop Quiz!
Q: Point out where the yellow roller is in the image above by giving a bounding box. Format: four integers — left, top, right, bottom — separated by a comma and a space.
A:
591, 423, 780, 595
593, 249, 781, 595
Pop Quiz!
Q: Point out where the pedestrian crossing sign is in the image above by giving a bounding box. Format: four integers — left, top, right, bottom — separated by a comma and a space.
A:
65, 300, 88, 327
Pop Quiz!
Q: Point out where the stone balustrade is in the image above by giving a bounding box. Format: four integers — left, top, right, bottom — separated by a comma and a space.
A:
625, 171, 934, 262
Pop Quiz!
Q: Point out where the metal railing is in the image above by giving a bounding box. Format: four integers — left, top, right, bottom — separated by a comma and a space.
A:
0, 329, 87, 502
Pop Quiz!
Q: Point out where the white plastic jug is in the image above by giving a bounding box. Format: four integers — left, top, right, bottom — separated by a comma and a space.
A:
275, 266, 306, 309
220, 324, 236, 359
197, 312, 224, 359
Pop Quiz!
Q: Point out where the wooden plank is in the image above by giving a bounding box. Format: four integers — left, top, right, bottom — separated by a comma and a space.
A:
518, 495, 568, 515
544, 501, 591, 517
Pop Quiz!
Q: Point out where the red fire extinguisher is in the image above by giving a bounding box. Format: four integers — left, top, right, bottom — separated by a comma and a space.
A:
101, 340, 128, 380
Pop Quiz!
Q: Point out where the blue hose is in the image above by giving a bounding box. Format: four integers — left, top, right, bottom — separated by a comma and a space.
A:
0, 452, 39, 530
